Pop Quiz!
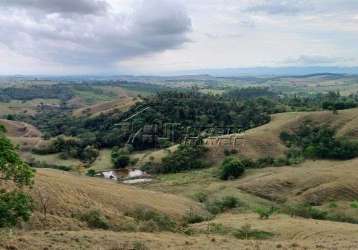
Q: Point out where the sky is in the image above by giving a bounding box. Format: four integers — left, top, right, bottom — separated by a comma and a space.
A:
0, 0, 358, 75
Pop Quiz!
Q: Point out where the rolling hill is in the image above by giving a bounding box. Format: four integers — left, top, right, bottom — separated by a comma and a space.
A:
206, 108, 358, 162
0, 119, 47, 151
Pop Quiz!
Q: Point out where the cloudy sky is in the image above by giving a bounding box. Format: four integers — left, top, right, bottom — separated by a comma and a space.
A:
0, 0, 358, 75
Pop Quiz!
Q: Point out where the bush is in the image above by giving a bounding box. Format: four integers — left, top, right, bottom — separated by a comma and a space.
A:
29, 161, 72, 171
220, 196, 239, 209
183, 209, 207, 224
255, 207, 276, 219
132, 241, 149, 250
79, 210, 110, 229
219, 157, 245, 180
224, 148, 238, 156
350, 201, 358, 209
125, 207, 176, 232
86, 169, 96, 177
192, 192, 208, 203
206, 223, 231, 235
232, 223, 274, 240
285, 204, 328, 220
206, 196, 240, 215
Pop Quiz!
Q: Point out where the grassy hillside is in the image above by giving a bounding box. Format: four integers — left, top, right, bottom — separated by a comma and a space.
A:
25, 169, 205, 230
0, 119, 47, 151
72, 96, 138, 118
206, 108, 358, 162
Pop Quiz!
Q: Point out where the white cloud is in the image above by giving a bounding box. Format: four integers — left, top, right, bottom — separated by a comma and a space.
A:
0, 0, 109, 15
0, 0, 191, 67
282, 55, 355, 66
1, 0, 358, 74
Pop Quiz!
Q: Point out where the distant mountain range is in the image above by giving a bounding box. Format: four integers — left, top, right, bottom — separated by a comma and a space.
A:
171, 67, 358, 77
2, 67, 358, 80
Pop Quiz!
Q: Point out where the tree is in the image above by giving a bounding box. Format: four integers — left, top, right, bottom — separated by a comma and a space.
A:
36, 188, 50, 223
81, 145, 99, 164
219, 157, 245, 180
111, 147, 130, 169
0, 127, 34, 227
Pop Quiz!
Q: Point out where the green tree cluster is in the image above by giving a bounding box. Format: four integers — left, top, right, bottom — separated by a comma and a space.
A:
0, 125, 34, 227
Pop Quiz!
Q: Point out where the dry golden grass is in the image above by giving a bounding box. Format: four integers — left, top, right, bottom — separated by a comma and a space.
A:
72, 96, 138, 117
0, 119, 41, 138
236, 158, 358, 204
21, 152, 82, 167
0, 99, 60, 116
194, 212, 358, 248
2, 213, 358, 249
0, 229, 318, 250
25, 169, 204, 230
89, 149, 112, 171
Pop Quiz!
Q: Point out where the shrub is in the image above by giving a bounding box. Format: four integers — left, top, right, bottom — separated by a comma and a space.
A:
79, 210, 110, 229
86, 169, 96, 177
350, 201, 358, 209
219, 157, 245, 180
183, 209, 207, 224
192, 192, 208, 203
255, 157, 274, 168
240, 158, 258, 168
224, 148, 238, 156
328, 202, 338, 208
232, 223, 274, 240
29, 161, 72, 171
140, 162, 161, 174
126, 207, 176, 232
285, 204, 328, 220
255, 207, 276, 219
206, 196, 240, 215
220, 196, 239, 209
273, 157, 289, 167
206, 223, 231, 235
132, 241, 149, 250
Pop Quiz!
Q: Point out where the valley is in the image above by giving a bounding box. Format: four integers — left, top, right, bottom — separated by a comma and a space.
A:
1, 76, 358, 249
